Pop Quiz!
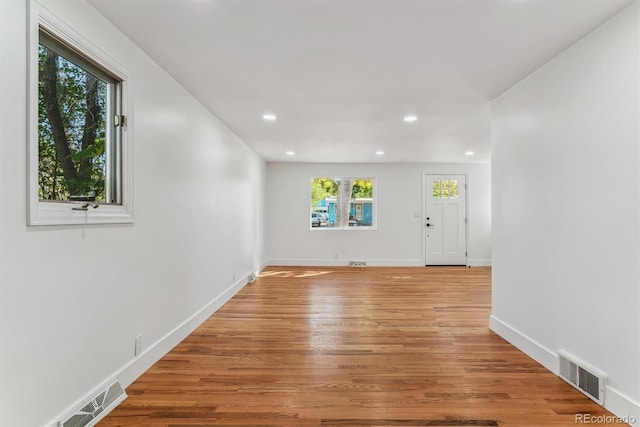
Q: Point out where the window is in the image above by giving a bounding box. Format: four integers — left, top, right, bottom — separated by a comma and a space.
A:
38, 32, 118, 203
28, 8, 132, 225
432, 179, 458, 199
310, 178, 375, 229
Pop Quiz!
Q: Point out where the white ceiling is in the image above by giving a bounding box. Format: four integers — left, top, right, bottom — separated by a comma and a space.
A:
88, 0, 632, 164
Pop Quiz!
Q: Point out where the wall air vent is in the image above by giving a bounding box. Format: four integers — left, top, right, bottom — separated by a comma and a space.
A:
348, 261, 367, 267
558, 350, 605, 405
58, 378, 127, 427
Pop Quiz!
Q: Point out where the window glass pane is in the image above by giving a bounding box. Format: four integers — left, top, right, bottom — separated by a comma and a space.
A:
311, 177, 374, 229
38, 40, 110, 202
349, 179, 373, 227
311, 178, 340, 228
433, 180, 441, 198
450, 180, 458, 198
442, 180, 450, 198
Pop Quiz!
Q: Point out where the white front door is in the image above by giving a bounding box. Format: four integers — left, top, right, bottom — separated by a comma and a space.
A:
424, 174, 467, 265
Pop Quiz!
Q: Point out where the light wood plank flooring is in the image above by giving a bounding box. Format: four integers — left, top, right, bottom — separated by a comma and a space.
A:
100, 267, 618, 426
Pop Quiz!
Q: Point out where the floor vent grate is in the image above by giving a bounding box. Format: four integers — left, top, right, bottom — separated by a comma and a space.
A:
558, 350, 605, 405
58, 378, 127, 427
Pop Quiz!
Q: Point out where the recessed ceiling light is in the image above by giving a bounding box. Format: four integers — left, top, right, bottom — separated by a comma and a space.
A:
263, 113, 277, 121
375, 151, 385, 155
465, 151, 475, 156
286, 151, 295, 155
403, 115, 418, 122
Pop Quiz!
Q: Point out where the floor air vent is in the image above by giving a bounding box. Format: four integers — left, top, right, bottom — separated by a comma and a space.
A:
58, 379, 127, 427
348, 261, 367, 267
558, 350, 605, 405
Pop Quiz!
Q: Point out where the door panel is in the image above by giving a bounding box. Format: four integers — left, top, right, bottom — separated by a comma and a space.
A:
425, 174, 466, 265
444, 203, 460, 252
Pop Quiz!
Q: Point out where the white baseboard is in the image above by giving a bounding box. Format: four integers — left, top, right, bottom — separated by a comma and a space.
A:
605, 388, 639, 426
118, 274, 251, 387
267, 258, 424, 267
490, 315, 640, 426
489, 315, 558, 373
47, 272, 252, 427
257, 259, 269, 273
468, 258, 492, 267
267, 259, 492, 268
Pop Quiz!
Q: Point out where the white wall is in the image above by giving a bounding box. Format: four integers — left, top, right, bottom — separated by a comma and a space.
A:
0, 1, 265, 426
491, 2, 640, 422
266, 162, 491, 266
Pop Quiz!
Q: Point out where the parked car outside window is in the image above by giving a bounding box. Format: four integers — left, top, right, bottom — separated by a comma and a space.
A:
311, 212, 321, 227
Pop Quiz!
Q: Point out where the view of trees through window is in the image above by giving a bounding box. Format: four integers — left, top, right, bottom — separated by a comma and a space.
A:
38, 34, 114, 203
310, 178, 374, 228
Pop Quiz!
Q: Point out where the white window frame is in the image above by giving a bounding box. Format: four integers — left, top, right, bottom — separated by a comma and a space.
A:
27, 2, 133, 225
310, 177, 377, 231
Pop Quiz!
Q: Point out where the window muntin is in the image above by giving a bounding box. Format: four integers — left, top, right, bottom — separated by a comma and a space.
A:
311, 178, 375, 229
38, 31, 121, 204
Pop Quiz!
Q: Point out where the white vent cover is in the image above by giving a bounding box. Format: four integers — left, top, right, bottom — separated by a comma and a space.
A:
558, 350, 605, 405
58, 378, 127, 427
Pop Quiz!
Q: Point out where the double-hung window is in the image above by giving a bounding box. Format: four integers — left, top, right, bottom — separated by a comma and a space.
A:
28, 7, 132, 225
310, 177, 376, 229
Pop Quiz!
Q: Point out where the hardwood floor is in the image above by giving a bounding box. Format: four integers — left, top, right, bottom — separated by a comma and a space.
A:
99, 267, 619, 426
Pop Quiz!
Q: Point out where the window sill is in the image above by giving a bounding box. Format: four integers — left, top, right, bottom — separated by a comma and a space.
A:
28, 201, 133, 226
310, 226, 377, 231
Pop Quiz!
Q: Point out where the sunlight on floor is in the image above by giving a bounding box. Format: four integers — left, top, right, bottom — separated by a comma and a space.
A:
259, 270, 334, 278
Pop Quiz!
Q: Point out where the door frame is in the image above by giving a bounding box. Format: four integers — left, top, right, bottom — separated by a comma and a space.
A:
422, 172, 469, 266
